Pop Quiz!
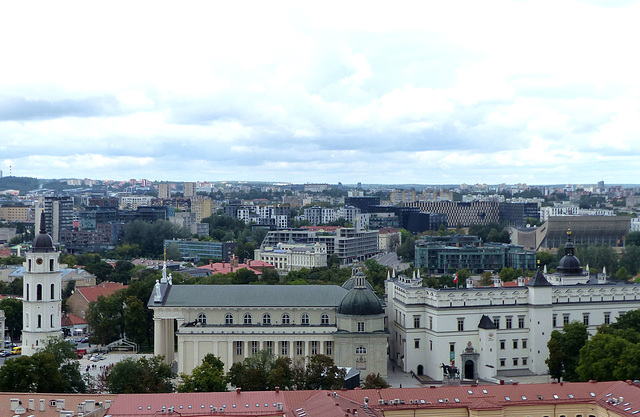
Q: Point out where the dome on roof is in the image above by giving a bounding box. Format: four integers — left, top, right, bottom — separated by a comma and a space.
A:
32, 212, 55, 252
337, 287, 383, 316
556, 228, 582, 275
342, 273, 374, 291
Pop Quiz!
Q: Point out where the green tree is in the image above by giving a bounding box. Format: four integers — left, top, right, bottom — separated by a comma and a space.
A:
41, 339, 86, 393
227, 350, 275, 391
545, 321, 588, 381
177, 354, 227, 392
619, 245, 640, 276
299, 354, 345, 390
498, 267, 518, 282
0, 298, 23, 341
165, 242, 182, 261
84, 261, 114, 283
123, 220, 189, 258
455, 268, 471, 283
123, 296, 148, 347
479, 271, 493, 286
577, 333, 633, 381
626, 231, 640, 246
108, 356, 174, 393
327, 254, 340, 268
86, 292, 125, 345
361, 372, 390, 389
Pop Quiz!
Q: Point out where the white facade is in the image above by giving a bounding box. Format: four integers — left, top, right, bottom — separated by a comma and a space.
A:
540, 205, 614, 221
119, 196, 153, 210
387, 271, 640, 382
22, 231, 63, 356
254, 242, 328, 273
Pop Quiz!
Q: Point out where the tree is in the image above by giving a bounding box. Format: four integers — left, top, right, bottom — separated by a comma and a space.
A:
165, 242, 182, 261
619, 245, 640, 276
108, 356, 174, 393
499, 267, 518, 282
626, 231, 640, 246
479, 271, 493, 286
123, 296, 148, 347
327, 254, 340, 268
362, 373, 390, 389
227, 350, 275, 391
177, 354, 227, 393
41, 339, 86, 393
297, 354, 345, 390
545, 321, 588, 381
108, 261, 136, 285
536, 251, 557, 271
84, 261, 114, 283
455, 268, 471, 283
577, 333, 633, 382
86, 292, 125, 345
0, 298, 23, 341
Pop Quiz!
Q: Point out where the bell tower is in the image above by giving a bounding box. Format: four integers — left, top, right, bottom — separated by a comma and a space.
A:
22, 212, 63, 356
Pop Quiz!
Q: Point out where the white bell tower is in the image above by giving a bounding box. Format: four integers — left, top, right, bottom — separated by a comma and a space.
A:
22, 212, 63, 356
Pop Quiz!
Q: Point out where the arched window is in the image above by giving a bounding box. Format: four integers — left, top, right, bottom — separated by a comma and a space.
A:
262, 313, 271, 325
244, 313, 252, 325
51, 283, 55, 300
301, 313, 310, 325
37, 314, 42, 328
356, 346, 367, 354
282, 313, 290, 325
225, 313, 234, 325
50, 314, 54, 327
197, 313, 207, 324
36, 284, 43, 301
321, 313, 330, 325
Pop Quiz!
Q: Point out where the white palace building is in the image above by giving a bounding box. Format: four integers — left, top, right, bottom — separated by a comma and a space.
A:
387, 231, 640, 382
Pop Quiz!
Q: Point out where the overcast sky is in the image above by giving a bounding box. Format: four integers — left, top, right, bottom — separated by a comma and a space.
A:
1, 1, 639, 185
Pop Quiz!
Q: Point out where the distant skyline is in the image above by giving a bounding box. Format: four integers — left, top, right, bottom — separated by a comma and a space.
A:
1, 1, 640, 185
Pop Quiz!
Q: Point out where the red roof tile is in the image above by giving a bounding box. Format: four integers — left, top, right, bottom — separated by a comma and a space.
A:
77, 282, 128, 303
61, 313, 87, 326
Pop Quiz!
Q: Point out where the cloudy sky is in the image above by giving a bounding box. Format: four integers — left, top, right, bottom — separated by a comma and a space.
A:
1, 1, 639, 185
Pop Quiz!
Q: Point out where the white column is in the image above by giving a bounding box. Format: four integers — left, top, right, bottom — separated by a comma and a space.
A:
154, 318, 166, 358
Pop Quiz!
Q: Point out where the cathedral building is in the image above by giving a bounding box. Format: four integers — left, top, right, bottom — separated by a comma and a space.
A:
22, 213, 63, 356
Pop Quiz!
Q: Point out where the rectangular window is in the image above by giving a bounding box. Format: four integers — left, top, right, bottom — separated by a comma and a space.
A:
281, 341, 288, 356
357, 322, 365, 332
311, 341, 318, 355
500, 340, 505, 350
493, 316, 500, 329
251, 341, 258, 355
518, 316, 525, 328
430, 340, 433, 351
450, 343, 455, 353
604, 312, 611, 325
236, 341, 243, 355
265, 341, 273, 353
522, 357, 528, 366
414, 339, 420, 349
513, 339, 518, 349
500, 358, 506, 367
326, 341, 333, 355
457, 318, 464, 332
522, 339, 527, 349
296, 341, 304, 355
429, 316, 433, 329
583, 313, 590, 326
513, 358, 519, 366
553, 314, 557, 328
414, 315, 421, 328
563, 314, 570, 325
506, 316, 512, 329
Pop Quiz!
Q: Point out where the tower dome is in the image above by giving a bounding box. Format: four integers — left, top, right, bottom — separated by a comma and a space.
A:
338, 272, 382, 316
32, 212, 54, 252
557, 229, 582, 275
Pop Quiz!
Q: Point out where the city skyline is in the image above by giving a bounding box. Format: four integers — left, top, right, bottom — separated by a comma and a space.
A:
1, 1, 640, 184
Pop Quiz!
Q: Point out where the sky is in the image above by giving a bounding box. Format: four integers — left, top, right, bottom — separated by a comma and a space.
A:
1, 1, 640, 185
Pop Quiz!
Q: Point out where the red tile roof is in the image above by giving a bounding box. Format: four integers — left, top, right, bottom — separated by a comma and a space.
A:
0, 393, 117, 417
197, 262, 266, 276
61, 313, 87, 327
77, 282, 128, 303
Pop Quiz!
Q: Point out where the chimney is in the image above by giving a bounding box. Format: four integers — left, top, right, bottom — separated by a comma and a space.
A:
56, 399, 65, 411
10, 399, 19, 411
104, 400, 112, 409
236, 388, 241, 394
40, 399, 46, 412
29, 399, 35, 410
85, 400, 95, 412
518, 276, 526, 286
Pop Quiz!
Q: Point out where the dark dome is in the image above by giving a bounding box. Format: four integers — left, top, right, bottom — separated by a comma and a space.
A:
338, 288, 383, 316
32, 211, 55, 252
557, 254, 582, 275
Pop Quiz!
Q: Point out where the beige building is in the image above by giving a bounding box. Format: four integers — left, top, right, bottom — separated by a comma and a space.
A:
183, 182, 197, 199
150, 269, 388, 377
158, 183, 171, 200
254, 242, 327, 273
190, 196, 212, 222
0, 206, 29, 222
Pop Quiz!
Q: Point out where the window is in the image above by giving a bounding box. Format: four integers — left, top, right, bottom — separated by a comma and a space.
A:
236, 341, 243, 355
522, 339, 527, 349
563, 314, 570, 325
357, 322, 365, 332
311, 341, 318, 355
430, 340, 433, 351
296, 341, 304, 355
262, 313, 271, 325
251, 341, 258, 355
522, 357, 528, 366
50, 258, 54, 271
244, 313, 252, 325
500, 340, 505, 350
513, 358, 519, 366
500, 358, 506, 367
414, 315, 421, 328
457, 318, 464, 332
225, 313, 234, 325
265, 341, 273, 353
414, 339, 420, 349
604, 312, 611, 325
513, 340, 518, 349
553, 314, 557, 328
321, 313, 330, 325
506, 316, 512, 329
518, 316, 525, 328
493, 316, 500, 328
36, 284, 43, 301
583, 313, 590, 326
50, 283, 55, 300
197, 313, 207, 324
356, 346, 367, 354
429, 316, 433, 329
326, 341, 333, 355
450, 343, 455, 353
26, 283, 29, 301
50, 314, 54, 327
301, 313, 310, 325
37, 314, 42, 328
281, 341, 288, 356
282, 313, 290, 324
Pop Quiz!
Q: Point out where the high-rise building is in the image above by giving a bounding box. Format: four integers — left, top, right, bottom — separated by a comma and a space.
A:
38, 196, 74, 244
22, 214, 63, 356
183, 182, 197, 199
191, 197, 212, 222
158, 183, 171, 199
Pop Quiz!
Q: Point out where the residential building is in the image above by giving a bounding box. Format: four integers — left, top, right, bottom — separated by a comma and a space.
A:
164, 239, 237, 262
345, 196, 380, 213
0, 205, 29, 222
190, 196, 212, 222
406, 201, 500, 227
254, 242, 328, 273
150, 269, 388, 377
119, 195, 153, 210
303, 183, 329, 193
38, 196, 74, 244
158, 183, 171, 199
183, 182, 197, 198
378, 227, 402, 252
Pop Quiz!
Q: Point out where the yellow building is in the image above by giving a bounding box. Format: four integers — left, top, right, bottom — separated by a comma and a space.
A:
0, 206, 29, 222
